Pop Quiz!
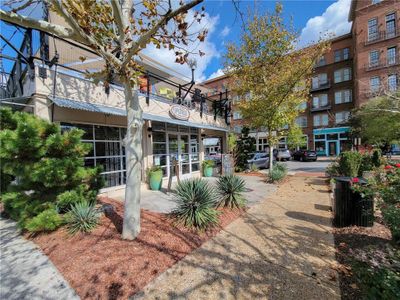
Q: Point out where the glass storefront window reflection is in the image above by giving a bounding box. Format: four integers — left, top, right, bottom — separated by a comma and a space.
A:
315, 141, 326, 156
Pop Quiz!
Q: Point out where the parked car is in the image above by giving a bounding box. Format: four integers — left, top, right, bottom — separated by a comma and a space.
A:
247, 152, 272, 169
276, 149, 291, 161
292, 150, 317, 162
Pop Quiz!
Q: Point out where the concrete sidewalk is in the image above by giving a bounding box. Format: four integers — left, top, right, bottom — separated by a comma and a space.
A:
135, 175, 340, 299
0, 218, 79, 300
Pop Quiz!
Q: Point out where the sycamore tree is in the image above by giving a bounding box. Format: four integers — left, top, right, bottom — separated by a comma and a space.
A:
349, 91, 400, 146
0, 0, 208, 240
225, 4, 329, 171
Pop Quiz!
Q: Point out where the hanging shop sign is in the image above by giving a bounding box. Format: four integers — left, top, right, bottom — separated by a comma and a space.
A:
170, 105, 190, 121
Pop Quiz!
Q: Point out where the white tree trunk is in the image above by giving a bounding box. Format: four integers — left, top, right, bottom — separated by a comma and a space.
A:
269, 144, 274, 173
122, 81, 143, 240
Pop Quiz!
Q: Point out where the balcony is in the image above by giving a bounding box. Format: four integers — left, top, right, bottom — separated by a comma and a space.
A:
310, 105, 331, 112
365, 27, 400, 45
365, 54, 400, 71
310, 80, 331, 92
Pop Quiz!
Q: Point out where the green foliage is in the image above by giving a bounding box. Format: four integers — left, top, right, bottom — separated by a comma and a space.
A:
359, 153, 374, 176
354, 261, 400, 300
216, 175, 246, 209
0, 108, 103, 232
172, 178, 219, 230
250, 163, 258, 172
228, 133, 237, 153
202, 159, 215, 168
25, 208, 63, 232
372, 149, 382, 168
382, 205, 400, 244
269, 167, 287, 183
65, 201, 101, 235
235, 127, 256, 172
337, 151, 363, 177
274, 162, 288, 173
286, 124, 307, 150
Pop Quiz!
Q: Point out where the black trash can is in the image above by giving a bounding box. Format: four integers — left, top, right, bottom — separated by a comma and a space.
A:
333, 177, 373, 227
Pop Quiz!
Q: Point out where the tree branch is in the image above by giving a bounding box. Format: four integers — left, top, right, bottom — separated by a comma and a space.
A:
121, 0, 203, 70
111, 0, 125, 41
0, 9, 77, 40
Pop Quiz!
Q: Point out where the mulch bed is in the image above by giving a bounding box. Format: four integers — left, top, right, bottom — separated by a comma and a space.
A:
332, 221, 392, 300
28, 197, 245, 300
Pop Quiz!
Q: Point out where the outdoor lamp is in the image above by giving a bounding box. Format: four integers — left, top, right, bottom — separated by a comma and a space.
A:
187, 58, 197, 83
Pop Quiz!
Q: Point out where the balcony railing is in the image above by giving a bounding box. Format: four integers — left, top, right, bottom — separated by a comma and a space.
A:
365, 27, 399, 45
310, 105, 331, 112
310, 80, 331, 92
365, 54, 400, 71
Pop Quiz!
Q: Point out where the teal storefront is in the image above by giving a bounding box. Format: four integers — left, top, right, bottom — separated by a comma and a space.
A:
313, 127, 351, 156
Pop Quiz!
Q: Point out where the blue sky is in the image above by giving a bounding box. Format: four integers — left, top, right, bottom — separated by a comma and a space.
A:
1, 0, 353, 83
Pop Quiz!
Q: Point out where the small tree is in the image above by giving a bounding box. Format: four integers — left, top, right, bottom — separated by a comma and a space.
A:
349, 92, 400, 147
0, 108, 103, 232
235, 127, 256, 171
1, 0, 207, 239
286, 124, 307, 151
225, 4, 329, 172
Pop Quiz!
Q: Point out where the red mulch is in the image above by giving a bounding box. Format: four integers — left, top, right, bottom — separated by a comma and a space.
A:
235, 171, 266, 177
28, 197, 244, 300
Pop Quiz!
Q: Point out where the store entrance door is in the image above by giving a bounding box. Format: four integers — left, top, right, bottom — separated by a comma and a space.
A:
328, 141, 337, 156
167, 133, 191, 179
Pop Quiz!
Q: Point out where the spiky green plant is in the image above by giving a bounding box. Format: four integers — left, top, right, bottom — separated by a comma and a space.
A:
65, 201, 101, 235
172, 178, 219, 230
216, 175, 246, 209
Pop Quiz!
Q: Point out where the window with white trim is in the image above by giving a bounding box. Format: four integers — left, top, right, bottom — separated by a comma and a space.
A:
386, 13, 396, 39
233, 111, 242, 120
369, 50, 380, 67
233, 125, 243, 134
296, 116, 307, 128
334, 48, 350, 62
335, 90, 352, 104
368, 18, 378, 42
298, 102, 307, 110
313, 114, 329, 127
370, 76, 381, 92
387, 47, 396, 65
312, 73, 328, 89
388, 74, 398, 92
334, 68, 352, 83
257, 138, 268, 152
312, 94, 328, 108
335, 111, 350, 124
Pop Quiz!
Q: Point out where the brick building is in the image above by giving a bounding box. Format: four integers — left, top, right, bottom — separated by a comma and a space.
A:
202, 0, 399, 156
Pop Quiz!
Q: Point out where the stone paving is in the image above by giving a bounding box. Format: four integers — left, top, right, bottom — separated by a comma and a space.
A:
134, 175, 340, 300
0, 218, 80, 300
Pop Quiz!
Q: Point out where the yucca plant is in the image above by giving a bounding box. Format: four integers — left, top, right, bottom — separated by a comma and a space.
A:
216, 175, 246, 209
65, 201, 101, 235
172, 178, 219, 230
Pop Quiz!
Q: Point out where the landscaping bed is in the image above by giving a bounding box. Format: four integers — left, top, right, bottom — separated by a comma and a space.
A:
28, 197, 245, 300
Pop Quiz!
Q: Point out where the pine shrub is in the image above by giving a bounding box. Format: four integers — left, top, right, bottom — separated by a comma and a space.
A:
338, 151, 363, 177
65, 201, 101, 235
0, 108, 103, 232
216, 175, 246, 209
172, 178, 219, 230
25, 208, 63, 232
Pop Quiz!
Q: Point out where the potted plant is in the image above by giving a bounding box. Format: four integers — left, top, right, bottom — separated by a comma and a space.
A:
202, 160, 215, 177
148, 166, 163, 190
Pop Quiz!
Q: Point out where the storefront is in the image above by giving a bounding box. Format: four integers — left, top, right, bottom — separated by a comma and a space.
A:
313, 127, 351, 156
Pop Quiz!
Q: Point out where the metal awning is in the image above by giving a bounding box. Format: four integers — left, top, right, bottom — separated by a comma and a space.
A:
49, 97, 228, 132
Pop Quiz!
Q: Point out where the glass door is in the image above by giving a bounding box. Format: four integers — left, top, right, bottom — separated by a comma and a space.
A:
180, 134, 191, 178
168, 134, 179, 177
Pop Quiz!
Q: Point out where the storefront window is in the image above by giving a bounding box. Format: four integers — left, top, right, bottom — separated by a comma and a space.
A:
315, 141, 326, 156
327, 134, 338, 140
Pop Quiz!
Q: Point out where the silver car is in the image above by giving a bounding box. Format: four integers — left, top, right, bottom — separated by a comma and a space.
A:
247, 152, 271, 169
276, 149, 291, 161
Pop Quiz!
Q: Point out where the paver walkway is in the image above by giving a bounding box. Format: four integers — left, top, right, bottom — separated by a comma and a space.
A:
135, 175, 340, 299
0, 217, 80, 300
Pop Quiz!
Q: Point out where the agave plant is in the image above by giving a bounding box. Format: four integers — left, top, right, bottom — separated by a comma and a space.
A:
216, 175, 246, 209
172, 178, 219, 230
65, 201, 101, 235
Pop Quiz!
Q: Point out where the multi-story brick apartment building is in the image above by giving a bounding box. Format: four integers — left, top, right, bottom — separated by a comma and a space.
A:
203, 0, 399, 156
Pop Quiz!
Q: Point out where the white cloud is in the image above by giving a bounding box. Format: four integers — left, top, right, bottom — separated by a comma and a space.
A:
220, 26, 231, 38
142, 10, 220, 83
299, 0, 352, 47
207, 68, 225, 80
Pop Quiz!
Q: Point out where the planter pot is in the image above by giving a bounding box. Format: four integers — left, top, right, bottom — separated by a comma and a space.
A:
203, 166, 213, 177
149, 170, 163, 190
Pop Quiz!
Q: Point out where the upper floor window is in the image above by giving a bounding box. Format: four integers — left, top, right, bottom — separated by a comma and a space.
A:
334, 68, 352, 83
387, 47, 397, 65
233, 111, 242, 120
298, 102, 307, 110
368, 18, 378, 42
233, 125, 243, 134
316, 56, 326, 67
313, 114, 329, 127
388, 74, 398, 92
334, 48, 350, 62
372, 0, 382, 4
312, 73, 328, 89
370, 76, 381, 92
296, 116, 307, 128
386, 13, 396, 39
312, 94, 328, 108
232, 95, 240, 104
369, 50, 380, 67
335, 89, 352, 104
335, 111, 350, 124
